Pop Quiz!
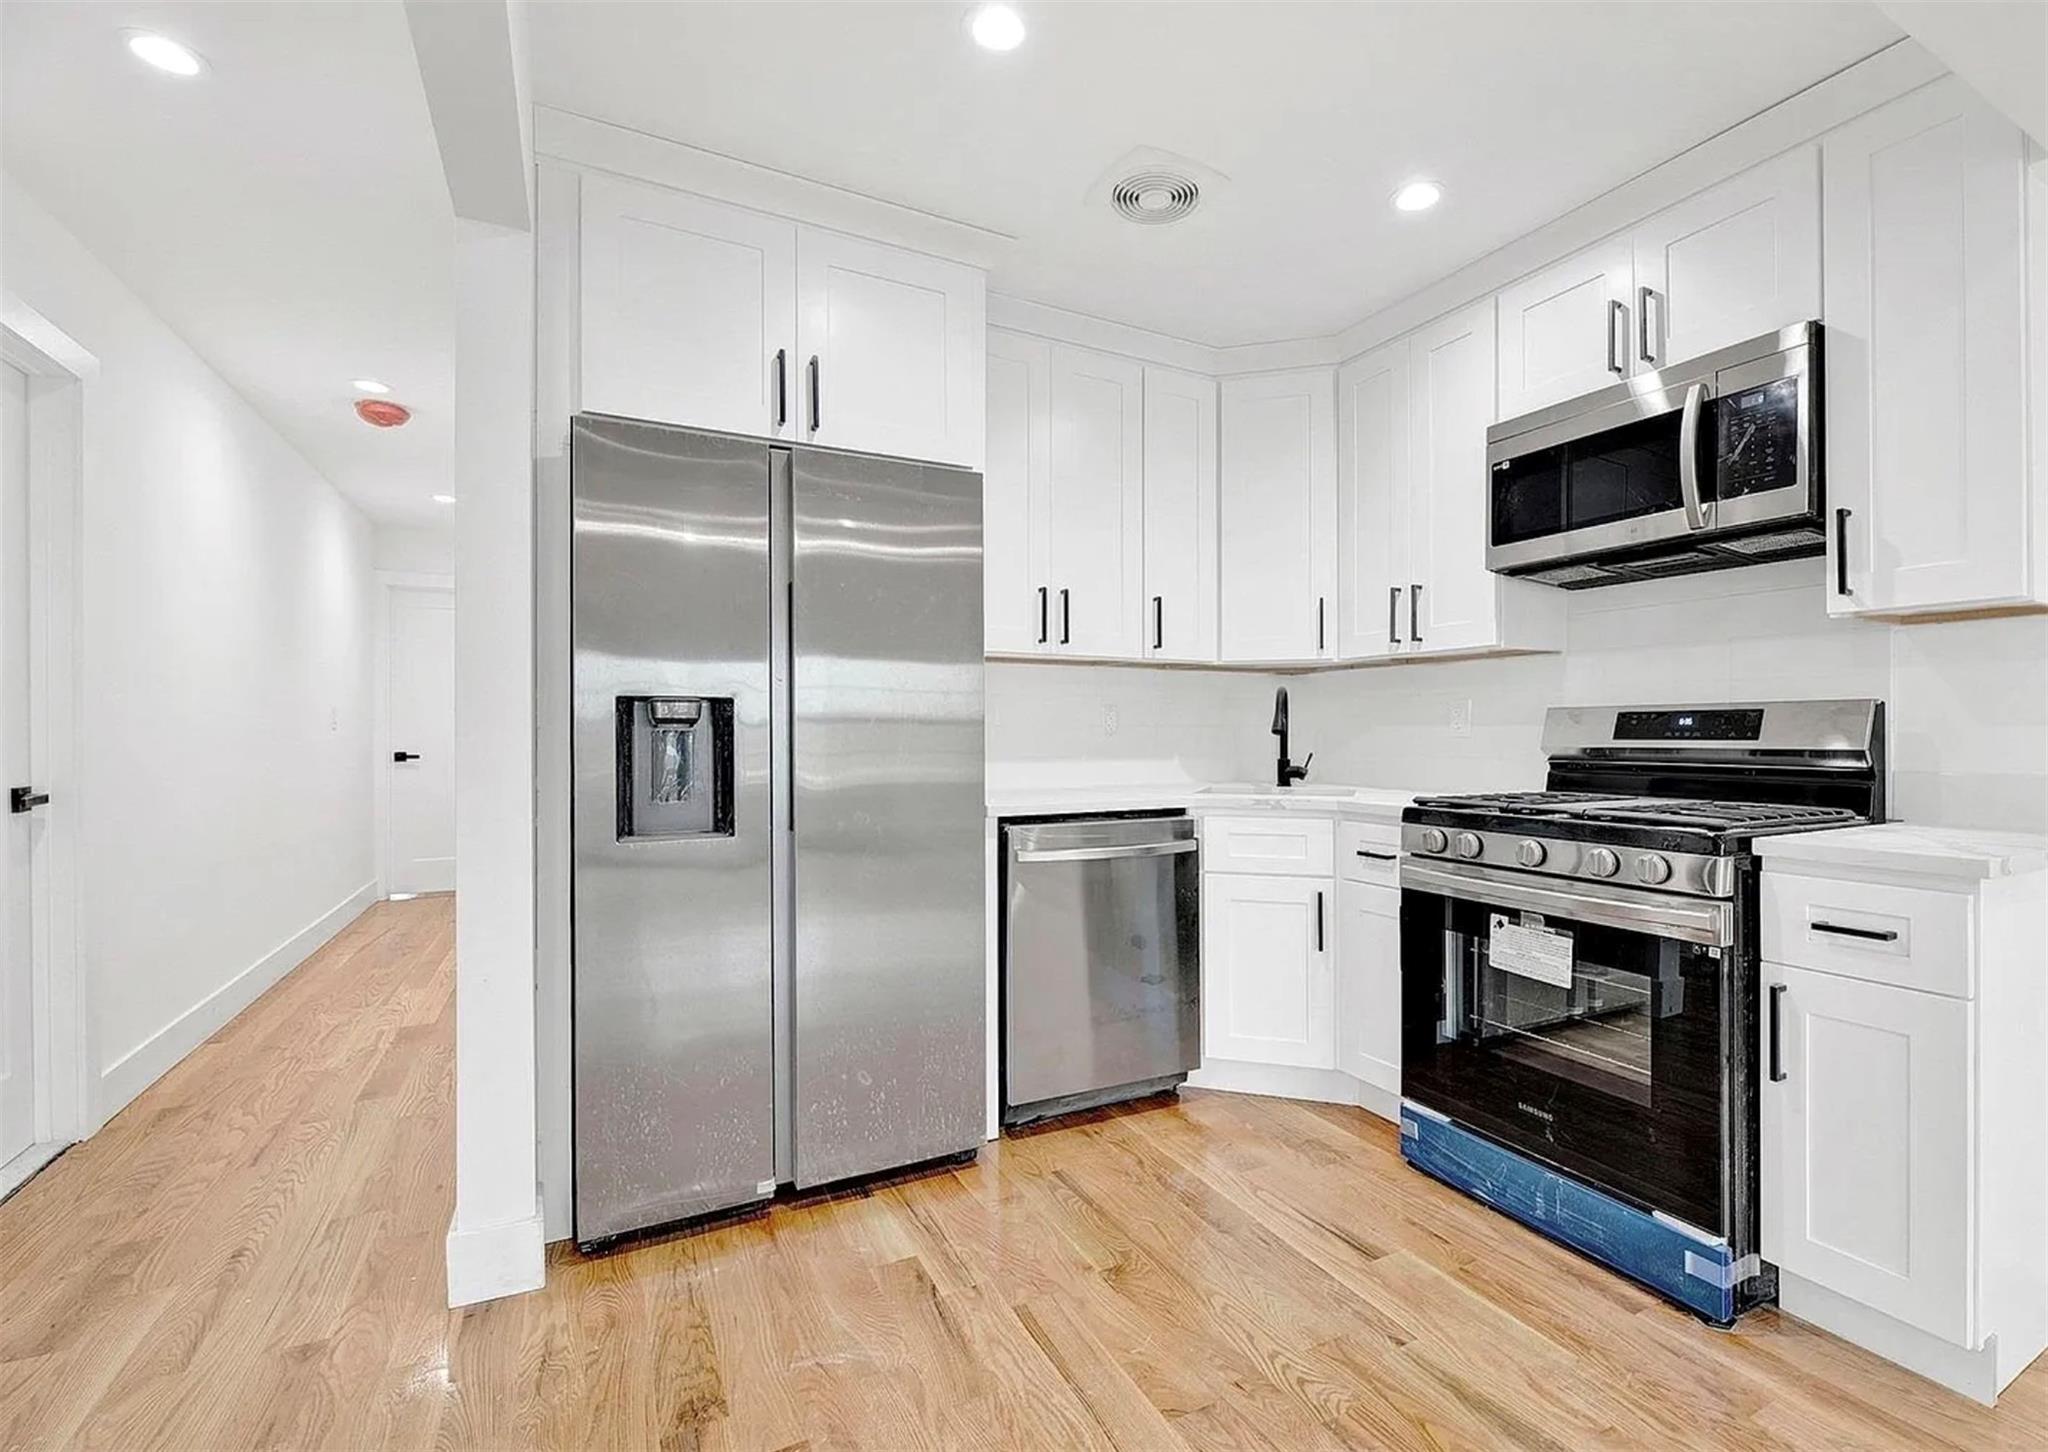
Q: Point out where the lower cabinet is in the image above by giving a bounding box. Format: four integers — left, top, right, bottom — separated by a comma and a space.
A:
1759, 962, 1972, 1345
1335, 879, 1400, 1094
1201, 873, 1334, 1069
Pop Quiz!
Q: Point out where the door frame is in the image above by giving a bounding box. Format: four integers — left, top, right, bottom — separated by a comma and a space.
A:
373, 572, 455, 899
0, 299, 93, 1181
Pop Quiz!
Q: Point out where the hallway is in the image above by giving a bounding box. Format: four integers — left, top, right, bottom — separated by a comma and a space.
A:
5, 895, 2045, 1450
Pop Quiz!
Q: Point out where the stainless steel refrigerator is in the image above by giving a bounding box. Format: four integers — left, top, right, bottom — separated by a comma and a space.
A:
570, 415, 985, 1246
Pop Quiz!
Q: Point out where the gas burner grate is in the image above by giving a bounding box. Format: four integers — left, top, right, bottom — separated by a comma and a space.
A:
1571, 801, 1864, 832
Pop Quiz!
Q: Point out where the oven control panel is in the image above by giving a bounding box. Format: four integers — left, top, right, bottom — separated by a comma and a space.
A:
1400, 824, 1736, 900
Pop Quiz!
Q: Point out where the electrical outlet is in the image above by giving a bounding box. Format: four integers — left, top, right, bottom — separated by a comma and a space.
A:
1449, 699, 1472, 738
1102, 705, 1119, 737
329, 706, 339, 734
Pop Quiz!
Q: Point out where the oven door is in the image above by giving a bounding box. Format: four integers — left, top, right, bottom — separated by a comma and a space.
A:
1399, 860, 1741, 1237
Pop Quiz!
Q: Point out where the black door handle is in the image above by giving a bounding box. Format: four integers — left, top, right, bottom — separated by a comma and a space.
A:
1409, 583, 1422, 643
1153, 595, 1164, 651
1059, 588, 1071, 645
1317, 596, 1326, 653
807, 354, 821, 433
1834, 508, 1852, 598
774, 348, 788, 428
1315, 890, 1325, 953
1037, 586, 1048, 644
1768, 981, 1787, 1083
392, 752, 422, 763
9, 786, 49, 814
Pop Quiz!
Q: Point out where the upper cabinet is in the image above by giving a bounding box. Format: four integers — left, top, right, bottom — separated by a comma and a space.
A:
1495, 146, 1821, 420
796, 229, 985, 470
1823, 79, 2043, 618
578, 172, 985, 469
1141, 367, 1220, 662
580, 175, 799, 440
1337, 301, 1564, 661
984, 332, 1051, 653
1220, 370, 1337, 663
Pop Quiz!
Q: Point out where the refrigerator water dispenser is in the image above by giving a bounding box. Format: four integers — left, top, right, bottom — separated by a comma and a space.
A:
616, 696, 734, 839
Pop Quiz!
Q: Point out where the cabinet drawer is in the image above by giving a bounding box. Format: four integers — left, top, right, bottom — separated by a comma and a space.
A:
1761, 872, 1975, 998
1201, 815, 1334, 877
1338, 821, 1401, 886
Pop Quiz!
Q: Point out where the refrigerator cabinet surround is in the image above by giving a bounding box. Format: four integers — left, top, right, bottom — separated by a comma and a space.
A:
570, 415, 986, 1247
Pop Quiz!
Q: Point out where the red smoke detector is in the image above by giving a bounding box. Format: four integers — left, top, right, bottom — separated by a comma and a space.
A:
355, 398, 412, 428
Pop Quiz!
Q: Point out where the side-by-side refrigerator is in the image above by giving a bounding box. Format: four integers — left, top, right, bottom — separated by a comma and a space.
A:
570, 415, 985, 1246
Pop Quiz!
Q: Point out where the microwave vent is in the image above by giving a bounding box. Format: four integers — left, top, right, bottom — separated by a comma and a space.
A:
1524, 563, 1618, 588
1712, 528, 1826, 557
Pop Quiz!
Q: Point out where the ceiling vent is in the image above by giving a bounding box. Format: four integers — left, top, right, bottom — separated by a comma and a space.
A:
1090, 146, 1227, 228
1111, 171, 1201, 226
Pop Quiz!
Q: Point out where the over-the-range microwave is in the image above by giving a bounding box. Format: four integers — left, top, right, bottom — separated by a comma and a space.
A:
1486, 322, 1824, 588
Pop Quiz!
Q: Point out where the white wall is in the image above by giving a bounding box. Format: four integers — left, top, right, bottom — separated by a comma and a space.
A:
374, 521, 455, 576
2, 174, 379, 1121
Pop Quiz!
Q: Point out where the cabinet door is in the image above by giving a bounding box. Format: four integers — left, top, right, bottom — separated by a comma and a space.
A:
1823, 79, 2033, 615
1631, 147, 1820, 370
1406, 301, 1503, 654
1336, 340, 1410, 660
1201, 874, 1335, 1069
796, 228, 985, 468
1047, 346, 1144, 657
984, 331, 1051, 653
1142, 366, 1219, 662
1495, 237, 1632, 418
1760, 963, 1972, 1345
1219, 369, 1337, 662
1336, 880, 1400, 1094
580, 175, 797, 437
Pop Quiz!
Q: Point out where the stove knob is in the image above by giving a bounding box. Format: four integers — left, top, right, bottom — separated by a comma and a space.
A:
1584, 847, 1620, 879
1635, 853, 1673, 886
1454, 832, 1484, 860
1516, 839, 1547, 868
1418, 827, 1448, 854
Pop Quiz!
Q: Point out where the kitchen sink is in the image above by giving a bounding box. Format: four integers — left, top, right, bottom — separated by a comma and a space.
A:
1198, 784, 1359, 799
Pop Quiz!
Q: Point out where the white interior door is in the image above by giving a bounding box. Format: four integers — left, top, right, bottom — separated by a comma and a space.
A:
387, 587, 455, 895
2, 362, 34, 1168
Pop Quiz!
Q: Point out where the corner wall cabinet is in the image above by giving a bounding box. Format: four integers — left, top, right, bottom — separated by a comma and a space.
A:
1219, 369, 1337, 663
1142, 366, 1220, 662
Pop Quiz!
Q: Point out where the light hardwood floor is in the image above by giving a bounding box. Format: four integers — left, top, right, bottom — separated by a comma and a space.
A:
4, 894, 2043, 1450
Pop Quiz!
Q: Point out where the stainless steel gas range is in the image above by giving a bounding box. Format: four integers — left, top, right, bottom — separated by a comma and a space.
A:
1396, 700, 1885, 1324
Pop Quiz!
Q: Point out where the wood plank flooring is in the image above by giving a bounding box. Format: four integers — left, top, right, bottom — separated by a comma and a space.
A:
4, 894, 2043, 1449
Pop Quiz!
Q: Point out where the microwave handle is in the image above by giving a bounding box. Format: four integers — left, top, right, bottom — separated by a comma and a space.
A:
1677, 381, 1710, 531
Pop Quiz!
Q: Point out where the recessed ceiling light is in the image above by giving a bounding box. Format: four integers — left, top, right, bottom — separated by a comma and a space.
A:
1392, 180, 1444, 214
431, 494, 457, 505
353, 378, 391, 395
125, 31, 205, 77
968, 4, 1025, 52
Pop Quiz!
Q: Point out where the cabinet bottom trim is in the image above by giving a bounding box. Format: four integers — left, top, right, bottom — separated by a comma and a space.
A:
1779, 1271, 2011, 1405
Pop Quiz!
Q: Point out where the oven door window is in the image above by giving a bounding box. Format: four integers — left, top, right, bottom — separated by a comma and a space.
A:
1401, 890, 1728, 1234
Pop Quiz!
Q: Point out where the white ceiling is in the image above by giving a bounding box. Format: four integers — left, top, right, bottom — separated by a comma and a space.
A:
1, 1, 456, 526
530, 2, 1902, 347
1, 3, 1906, 528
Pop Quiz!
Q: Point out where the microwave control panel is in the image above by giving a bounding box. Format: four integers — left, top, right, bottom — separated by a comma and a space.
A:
1715, 378, 1800, 499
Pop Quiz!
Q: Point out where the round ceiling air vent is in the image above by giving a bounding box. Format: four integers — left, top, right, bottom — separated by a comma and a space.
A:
1110, 170, 1201, 225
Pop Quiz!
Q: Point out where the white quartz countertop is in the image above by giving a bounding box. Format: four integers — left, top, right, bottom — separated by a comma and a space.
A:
1755, 823, 2048, 881
985, 781, 1414, 824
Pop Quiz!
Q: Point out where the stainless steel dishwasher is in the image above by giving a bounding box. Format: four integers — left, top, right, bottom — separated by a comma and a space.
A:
1001, 814, 1200, 1125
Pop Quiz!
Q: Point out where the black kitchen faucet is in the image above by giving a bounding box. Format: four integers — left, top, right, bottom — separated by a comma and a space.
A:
1271, 686, 1311, 787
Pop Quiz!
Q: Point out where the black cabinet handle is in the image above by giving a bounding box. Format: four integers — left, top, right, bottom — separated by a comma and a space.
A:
1409, 583, 1422, 643
1834, 508, 1852, 598
1059, 588, 1071, 645
1037, 586, 1048, 645
1317, 596, 1326, 653
392, 752, 421, 763
1153, 595, 1164, 651
1768, 982, 1787, 1083
9, 786, 49, 814
1388, 586, 1400, 646
807, 354, 821, 433
773, 348, 788, 428
1315, 890, 1325, 952
1811, 920, 1899, 943
1355, 849, 1397, 862
1606, 298, 1627, 376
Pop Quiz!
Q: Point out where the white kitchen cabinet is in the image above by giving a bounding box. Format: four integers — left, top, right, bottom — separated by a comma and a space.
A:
1335, 340, 1408, 660
1495, 237, 1631, 418
1823, 79, 2041, 617
796, 227, 985, 469
1202, 873, 1335, 1070
579, 174, 799, 438
1335, 878, 1400, 1095
1219, 369, 1337, 662
983, 332, 1051, 653
1631, 146, 1820, 370
1141, 366, 1219, 662
1046, 346, 1144, 657
1759, 961, 1972, 1344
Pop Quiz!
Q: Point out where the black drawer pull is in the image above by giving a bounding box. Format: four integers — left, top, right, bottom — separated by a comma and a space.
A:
1811, 920, 1899, 943
1355, 849, 1397, 862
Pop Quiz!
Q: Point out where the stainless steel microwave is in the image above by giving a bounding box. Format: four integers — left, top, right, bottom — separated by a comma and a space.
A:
1486, 323, 1823, 588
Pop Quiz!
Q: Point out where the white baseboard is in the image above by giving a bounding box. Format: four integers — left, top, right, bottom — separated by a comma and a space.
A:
1186, 1059, 1400, 1124
446, 1200, 547, 1307
1779, 1270, 2005, 1405
95, 879, 379, 1125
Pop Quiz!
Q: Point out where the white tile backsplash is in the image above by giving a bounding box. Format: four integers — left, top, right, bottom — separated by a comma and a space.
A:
987, 558, 2048, 834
